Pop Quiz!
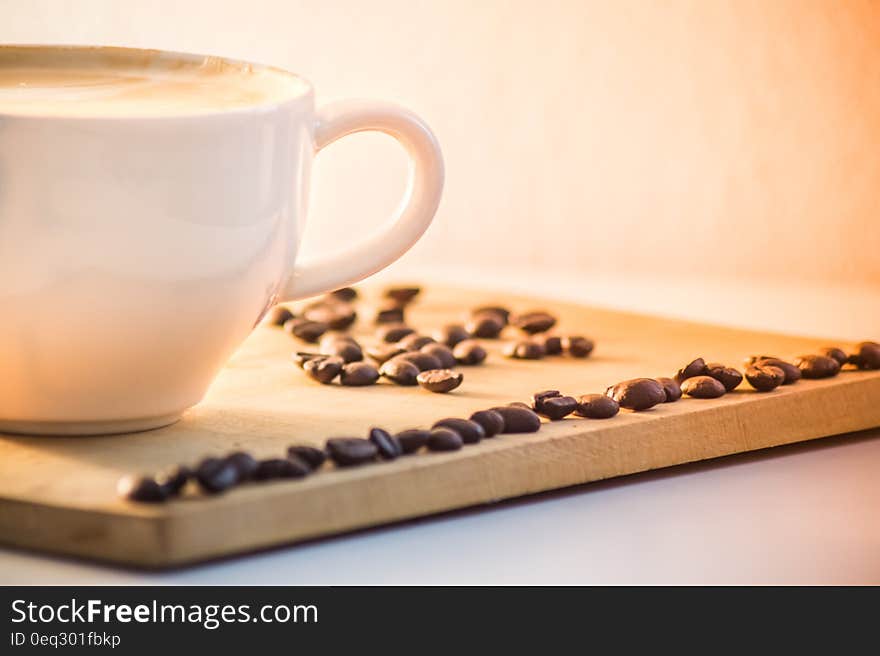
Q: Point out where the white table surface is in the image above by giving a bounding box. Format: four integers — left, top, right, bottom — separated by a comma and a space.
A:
2, 428, 879, 585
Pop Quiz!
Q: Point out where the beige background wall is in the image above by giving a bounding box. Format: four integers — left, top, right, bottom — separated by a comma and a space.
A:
2, 0, 878, 338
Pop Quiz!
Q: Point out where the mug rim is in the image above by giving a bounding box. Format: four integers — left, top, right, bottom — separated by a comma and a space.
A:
0, 43, 314, 120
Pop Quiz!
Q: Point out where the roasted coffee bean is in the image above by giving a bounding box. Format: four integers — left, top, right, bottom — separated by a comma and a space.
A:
287, 445, 327, 469
466, 312, 505, 339
398, 333, 436, 351
303, 300, 357, 330
283, 318, 328, 343
563, 336, 594, 358
320, 337, 363, 363
377, 323, 415, 343
471, 306, 510, 325
537, 335, 563, 355
395, 351, 443, 372
513, 311, 557, 335
745, 364, 786, 392
574, 394, 620, 419
605, 378, 666, 411
195, 457, 239, 494
395, 429, 432, 454
379, 358, 420, 386
304, 355, 344, 384
427, 427, 464, 451
453, 339, 487, 365
340, 362, 380, 386
674, 358, 708, 383
818, 347, 848, 366
531, 389, 562, 408
417, 369, 464, 393
369, 427, 402, 460
749, 357, 801, 384
226, 451, 259, 481
491, 405, 542, 433
503, 339, 546, 360
292, 351, 325, 368
326, 437, 378, 466
328, 287, 358, 302
680, 375, 726, 399
420, 343, 457, 369
851, 341, 880, 370
117, 474, 168, 503
704, 363, 743, 392
537, 396, 577, 420
267, 305, 295, 327
795, 354, 841, 379
155, 465, 191, 497
254, 456, 310, 480
468, 409, 505, 437
375, 304, 405, 325
384, 286, 421, 305
432, 418, 485, 444
655, 377, 682, 402
366, 344, 406, 364
434, 324, 471, 348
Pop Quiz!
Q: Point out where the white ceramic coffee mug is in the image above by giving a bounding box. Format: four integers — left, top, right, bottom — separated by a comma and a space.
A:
0, 45, 443, 435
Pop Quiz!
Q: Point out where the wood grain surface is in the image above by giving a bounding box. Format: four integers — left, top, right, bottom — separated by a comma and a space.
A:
0, 286, 878, 567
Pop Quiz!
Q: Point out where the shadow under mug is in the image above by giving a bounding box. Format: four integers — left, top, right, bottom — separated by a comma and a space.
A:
0, 45, 444, 435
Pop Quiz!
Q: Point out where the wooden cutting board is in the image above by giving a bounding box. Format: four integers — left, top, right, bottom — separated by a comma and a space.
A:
1, 286, 878, 567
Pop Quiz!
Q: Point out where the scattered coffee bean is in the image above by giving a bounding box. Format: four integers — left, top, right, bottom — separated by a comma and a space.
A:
532, 389, 562, 408
282, 455, 313, 478
795, 354, 841, 379
366, 344, 406, 364
704, 363, 743, 392
420, 343, 457, 369
434, 324, 471, 348
745, 364, 786, 392
379, 358, 420, 386
563, 336, 594, 358
375, 304, 405, 324
117, 474, 168, 503
748, 357, 801, 384
851, 341, 880, 370
674, 358, 708, 383
537, 335, 563, 355
155, 465, 191, 497
417, 369, 464, 393
195, 457, 239, 494
503, 339, 546, 360
304, 355, 344, 384
226, 451, 259, 481
267, 305, 295, 327
303, 300, 357, 330
680, 375, 726, 399
605, 378, 666, 411
377, 323, 415, 343
254, 457, 310, 480
340, 362, 380, 386
328, 287, 358, 302
292, 351, 325, 368
537, 396, 577, 420
395, 351, 443, 372
427, 427, 464, 451
513, 311, 557, 334
491, 405, 542, 433
283, 318, 328, 343
432, 418, 485, 444
320, 336, 363, 363
453, 339, 487, 365
468, 409, 505, 437
384, 286, 421, 305
369, 427, 403, 460
818, 347, 848, 366
395, 429, 432, 454
326, 437, 378, 466
398, 333, 436, 351
655, 377, 682, 402
471, 306, 510, 325
466, 312, 505, 339
287, 445, 327, 470
574, 394, 620, 419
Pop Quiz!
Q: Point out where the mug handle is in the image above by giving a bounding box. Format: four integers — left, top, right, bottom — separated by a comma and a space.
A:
279, 100, 444, 301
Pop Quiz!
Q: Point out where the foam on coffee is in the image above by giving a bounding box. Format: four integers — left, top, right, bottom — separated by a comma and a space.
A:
0, 46, 308, 116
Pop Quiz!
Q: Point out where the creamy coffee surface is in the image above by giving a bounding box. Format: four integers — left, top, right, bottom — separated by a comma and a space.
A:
0, 46, 307, 116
